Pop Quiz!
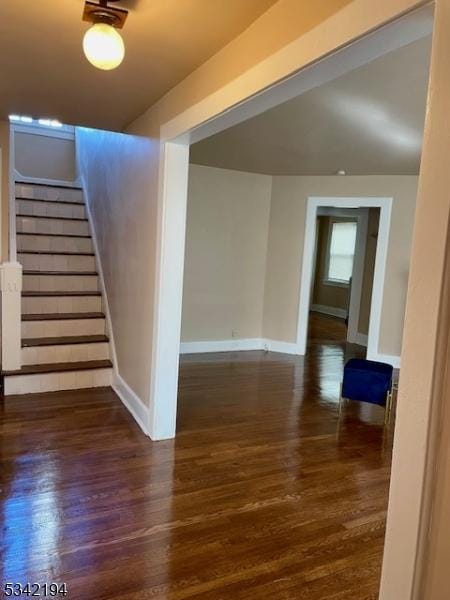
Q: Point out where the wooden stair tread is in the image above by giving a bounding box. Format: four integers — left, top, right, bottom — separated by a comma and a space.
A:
22, 312, 105, 321
17, 213, 88, 222
22, 334, 109, 347
18, 250, 95, 256
16, 181, 82, 190
22, 291, 101, 297
17, 232, 91, 238
23, 270, 98, 276
16, 197, 85, 206
3, 359, 112, 376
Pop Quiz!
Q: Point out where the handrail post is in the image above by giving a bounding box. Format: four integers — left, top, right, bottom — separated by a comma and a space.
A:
0, 262, 22, 371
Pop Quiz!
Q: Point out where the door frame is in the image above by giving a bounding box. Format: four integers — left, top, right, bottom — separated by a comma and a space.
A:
312, 206, 370, 346
297, 196, 392, 361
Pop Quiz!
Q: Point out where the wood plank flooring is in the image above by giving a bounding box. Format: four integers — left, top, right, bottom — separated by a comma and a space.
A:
308, 311, 348, 343
1, 322, 392, 599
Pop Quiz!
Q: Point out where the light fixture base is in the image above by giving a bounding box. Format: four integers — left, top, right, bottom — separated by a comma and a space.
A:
83, 1, 128, 29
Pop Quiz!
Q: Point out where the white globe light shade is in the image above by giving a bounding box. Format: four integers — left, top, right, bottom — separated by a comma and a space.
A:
83, 23, 125, 70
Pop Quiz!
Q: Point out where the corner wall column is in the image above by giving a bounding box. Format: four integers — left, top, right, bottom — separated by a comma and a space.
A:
149, 142, 189, 440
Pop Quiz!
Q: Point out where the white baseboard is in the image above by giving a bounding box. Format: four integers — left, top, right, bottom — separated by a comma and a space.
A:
112, 373, 150, 437
368, 352, 401, 369
311, 304, 347, 319
180, 338, 264, 354
376, 353, 401, 369
264, 339, 302, 355
354, 333, 369, 347
180, 337, 302, 356
14, 172, 81, 188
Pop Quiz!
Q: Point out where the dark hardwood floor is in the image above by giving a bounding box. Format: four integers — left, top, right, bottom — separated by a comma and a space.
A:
1, 324, 392, 599
308, 311, 349, 343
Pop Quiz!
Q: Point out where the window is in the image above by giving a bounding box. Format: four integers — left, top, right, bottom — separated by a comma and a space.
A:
9, 115, 64, 128
325, 220, 357, 285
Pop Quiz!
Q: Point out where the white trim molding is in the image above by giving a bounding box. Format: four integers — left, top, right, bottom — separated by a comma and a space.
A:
14, 172, 81, 189
355, 333, 369, 347
310, 304, 347, 319
265, 339, 302, 355
180, 338, 301, 356
112, 374, 150, 437
12, 123, 75, 141
297, 196, 393, 361
148, 142, 190, 441
373, 353, 401, 369
180, 338, 264, 354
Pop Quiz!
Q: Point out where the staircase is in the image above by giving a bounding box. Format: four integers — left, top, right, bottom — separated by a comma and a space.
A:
2, 182, 113, 395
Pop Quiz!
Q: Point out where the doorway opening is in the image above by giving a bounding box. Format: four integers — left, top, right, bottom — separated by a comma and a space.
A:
300, 198, 389, 364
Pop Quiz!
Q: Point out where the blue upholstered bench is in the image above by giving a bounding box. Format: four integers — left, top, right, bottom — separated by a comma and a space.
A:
340, 358, 394, 423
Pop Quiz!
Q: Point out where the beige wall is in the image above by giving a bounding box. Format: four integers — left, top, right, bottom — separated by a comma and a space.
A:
0, 121, 10, 261
15, 132, 76, 182
312, 216, 352, 313
182, 165, 271, 341
183, 170, 416, 356
359, 208, 380, 335
263, 176, 418, 356
76, 128, 160, 402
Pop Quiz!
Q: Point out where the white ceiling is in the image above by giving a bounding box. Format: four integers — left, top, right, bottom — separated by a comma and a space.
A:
190, 37, 432, 176
0, 0, 279, 131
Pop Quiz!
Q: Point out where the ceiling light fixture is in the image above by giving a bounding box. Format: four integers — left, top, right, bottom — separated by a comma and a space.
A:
82, 0, 128, 71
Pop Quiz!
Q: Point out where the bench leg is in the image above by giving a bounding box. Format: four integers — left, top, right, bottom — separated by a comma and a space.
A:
338, 383, 344, 418
385, 390, 393, 425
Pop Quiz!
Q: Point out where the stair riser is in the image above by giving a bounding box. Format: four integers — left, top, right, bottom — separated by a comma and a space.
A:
16, 184, 83, 204
19, 253, 96, 272
22, 296, 102, 314
4, 368, 112, 395
22, 342, 110, 366
17, 234, 93, 254
22, 319, 106, 338
17, 199, 86, 220
23, 275, 99, 293
17, 216, 89, 236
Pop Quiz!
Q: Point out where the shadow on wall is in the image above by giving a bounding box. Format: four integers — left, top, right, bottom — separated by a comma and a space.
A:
76, 126, 159, 406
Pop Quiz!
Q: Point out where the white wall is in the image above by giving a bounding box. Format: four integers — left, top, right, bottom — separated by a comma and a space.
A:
183, 171, 417, 358
76, 127, 159, 406
15, 131, 76, 182
182, 165, 271, 342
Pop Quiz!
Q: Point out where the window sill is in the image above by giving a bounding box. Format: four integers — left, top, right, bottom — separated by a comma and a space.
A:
323, 279, 350, 288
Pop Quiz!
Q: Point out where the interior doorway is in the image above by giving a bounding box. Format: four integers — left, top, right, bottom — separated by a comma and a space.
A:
296, 196, 392, 362
308, 206, 380, 350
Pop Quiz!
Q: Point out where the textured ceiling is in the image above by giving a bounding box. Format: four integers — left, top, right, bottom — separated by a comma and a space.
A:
0, 0, 280, 130
190, 37, 432, 176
